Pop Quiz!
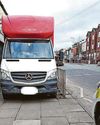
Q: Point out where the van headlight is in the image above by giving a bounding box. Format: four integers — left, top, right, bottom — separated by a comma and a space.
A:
1, 69, 10, 80
47, 69, 57, 80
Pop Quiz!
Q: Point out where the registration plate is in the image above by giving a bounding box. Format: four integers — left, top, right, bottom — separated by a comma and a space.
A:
21, 87, 38, 95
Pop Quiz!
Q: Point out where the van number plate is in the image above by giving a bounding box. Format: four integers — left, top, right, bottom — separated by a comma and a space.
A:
21, 87, 38, 95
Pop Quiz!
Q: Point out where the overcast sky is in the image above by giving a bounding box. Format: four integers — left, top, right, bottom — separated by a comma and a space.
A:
1, 0, 100, 50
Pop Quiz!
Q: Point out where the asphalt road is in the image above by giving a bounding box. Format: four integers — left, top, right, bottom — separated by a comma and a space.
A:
63, 63, 100, 100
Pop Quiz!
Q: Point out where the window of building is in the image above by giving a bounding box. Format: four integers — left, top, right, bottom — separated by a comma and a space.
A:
98, 32, 100, 37
87, 46, 89, 50
92, 35, 94, 40
92, 44, 94, 49
97, 41, 100, 48
97, 42, 99, 48
87, 37, 89, 42
97, 52, 99, 57
94, 53, 96, 59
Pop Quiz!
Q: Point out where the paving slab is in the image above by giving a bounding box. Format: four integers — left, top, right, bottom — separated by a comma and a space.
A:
20, 102, 40, 110
1, 101, 22, 109
16, 100, 41, 120
13, 120, 40, 125
77, 98, 93, 117
41, 101, 60, 105
16, 109, 40, 120
70, 123, 94, 125
0, 118, 14, 125
41, 108, 65, 117
62, 104, 84, 112
0, 108, 18, 118
59, 98, 78, 105
41, 101, 66, 117
42, 117, 69, 125
41, 101, 61, 109
66, 111, 93, 123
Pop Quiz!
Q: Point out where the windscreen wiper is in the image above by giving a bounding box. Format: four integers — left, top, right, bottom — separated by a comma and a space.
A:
6, 59, 19, 61
38, 59, 51, 62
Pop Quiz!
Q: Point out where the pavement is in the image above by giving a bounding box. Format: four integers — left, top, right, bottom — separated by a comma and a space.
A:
61, 63, 100, 118
0, 91, 94, 125
0, 63, 97, 125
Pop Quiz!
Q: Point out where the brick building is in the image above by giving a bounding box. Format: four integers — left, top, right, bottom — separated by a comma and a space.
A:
96, 24, 100, 63
90, 28, 97, 64
81, 41, 86, 63
86, 25, 100, 64
71, 42, 79, 63
86, 31, 91, 64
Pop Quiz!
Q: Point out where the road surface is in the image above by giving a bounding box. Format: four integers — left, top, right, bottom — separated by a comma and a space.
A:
63, 63, 100, 100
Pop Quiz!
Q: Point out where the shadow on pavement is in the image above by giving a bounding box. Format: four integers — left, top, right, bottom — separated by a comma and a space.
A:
3, 93, 56, 101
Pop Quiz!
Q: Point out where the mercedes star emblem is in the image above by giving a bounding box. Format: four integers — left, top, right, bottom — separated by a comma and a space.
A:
25, 73, 33, 80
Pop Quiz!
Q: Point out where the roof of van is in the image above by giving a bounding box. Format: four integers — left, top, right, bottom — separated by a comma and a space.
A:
2, 15, 54, 42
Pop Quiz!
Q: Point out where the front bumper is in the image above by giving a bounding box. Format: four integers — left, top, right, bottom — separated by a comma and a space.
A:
0, 78, 58, 95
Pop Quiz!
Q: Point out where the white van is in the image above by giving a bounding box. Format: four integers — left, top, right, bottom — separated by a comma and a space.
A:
1, 15, 57, 99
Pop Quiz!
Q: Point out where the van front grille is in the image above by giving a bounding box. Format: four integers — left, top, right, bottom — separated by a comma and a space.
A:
11, 72, 47, 83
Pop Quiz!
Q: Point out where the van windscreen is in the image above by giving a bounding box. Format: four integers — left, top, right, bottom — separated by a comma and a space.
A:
3, 39, 54, 59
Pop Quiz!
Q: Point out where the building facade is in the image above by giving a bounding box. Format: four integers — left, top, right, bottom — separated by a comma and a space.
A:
96, 24, 100, 63
81, 41, 86, 63
86, 31, 91, 64
90, 28, 97, 64
85, 25, 100, 64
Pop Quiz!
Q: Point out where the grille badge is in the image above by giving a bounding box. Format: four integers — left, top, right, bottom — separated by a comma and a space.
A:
25, 73, 33, 80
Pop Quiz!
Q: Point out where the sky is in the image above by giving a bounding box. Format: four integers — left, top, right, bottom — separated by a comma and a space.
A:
1, 0, 100, 50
